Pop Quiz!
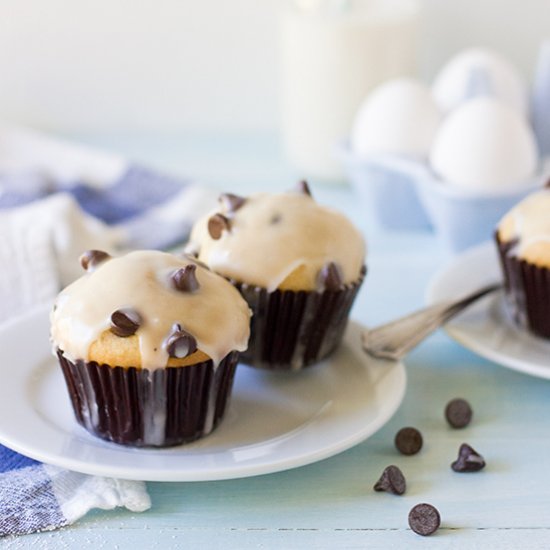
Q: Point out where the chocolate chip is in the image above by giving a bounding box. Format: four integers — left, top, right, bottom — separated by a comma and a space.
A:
270, 213, 282, 224
165, 324, 197, 359
408, 503, 440, 536
395, 427, 423, 456
219, 192, 246, 213
208, 213, 230, 240
295, 179, 312, 197
373, 465, 406, 495
80, 250, 110, 271
110, 308, 141, 337
545, 178, 550, 189
445, 398, 473, 428
181, 252, 210, 271
451, 443, 486, 472
318, 262, 344, 291
172, 264, 200, 293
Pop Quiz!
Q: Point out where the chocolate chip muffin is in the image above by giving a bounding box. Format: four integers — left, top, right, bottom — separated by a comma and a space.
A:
51, 250, 251, 447
187, 182, 366, 370
496, 188, 550, 338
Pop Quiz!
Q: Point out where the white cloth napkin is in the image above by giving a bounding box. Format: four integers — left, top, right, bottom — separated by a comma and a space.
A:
0, 193, 120, 324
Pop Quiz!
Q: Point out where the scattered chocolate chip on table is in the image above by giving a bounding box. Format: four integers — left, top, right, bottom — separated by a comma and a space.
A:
445, 398, 473, 428
373, 465, 406, 496
408, 503, 441, 536
395, 427, 423, 456
452, 443, 486, 472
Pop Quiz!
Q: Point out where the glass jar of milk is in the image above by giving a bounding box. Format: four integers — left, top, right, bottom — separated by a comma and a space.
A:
280, 0, 420, 181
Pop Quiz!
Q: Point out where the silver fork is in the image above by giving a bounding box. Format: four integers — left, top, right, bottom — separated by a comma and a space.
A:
362, 283, 502, 361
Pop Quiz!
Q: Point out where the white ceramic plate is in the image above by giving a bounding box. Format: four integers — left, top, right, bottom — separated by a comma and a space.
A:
0, 306, 405, 481
427, 241, 550, 379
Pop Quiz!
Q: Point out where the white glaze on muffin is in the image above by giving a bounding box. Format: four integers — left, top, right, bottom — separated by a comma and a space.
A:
188, 190, 366, 291
50, 250, 251, 369
498, 189, 550, 267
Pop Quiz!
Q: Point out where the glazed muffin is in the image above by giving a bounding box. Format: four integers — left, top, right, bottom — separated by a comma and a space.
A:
51, 250, 251, 447
496, 188, 550, 338
187, 182, 366, 370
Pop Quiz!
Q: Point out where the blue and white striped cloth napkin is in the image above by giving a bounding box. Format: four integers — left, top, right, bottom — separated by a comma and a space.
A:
0, 125, 218, 537
0, 446, 150, 536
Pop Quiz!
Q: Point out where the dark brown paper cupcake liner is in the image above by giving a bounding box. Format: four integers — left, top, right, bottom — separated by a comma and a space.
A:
57, 350, 239, 447
232, 267, 366, 370
495, 233, 550, 338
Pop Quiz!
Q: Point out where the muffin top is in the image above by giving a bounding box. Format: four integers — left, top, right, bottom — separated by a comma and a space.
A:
50, 250, 251, 369
497, 189, 550, 267
187, 183, 366, 292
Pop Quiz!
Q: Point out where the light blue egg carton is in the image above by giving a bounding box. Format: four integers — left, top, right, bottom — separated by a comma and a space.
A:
336, 145, 432, 231
414, 162, 548, 252
338, 41, 550, 252
337, 142, 548, 251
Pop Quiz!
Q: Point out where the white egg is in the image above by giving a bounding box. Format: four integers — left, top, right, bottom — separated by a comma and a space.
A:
432, 48, 527, 114
430, 97, 538, 191
351, 78, 441, 158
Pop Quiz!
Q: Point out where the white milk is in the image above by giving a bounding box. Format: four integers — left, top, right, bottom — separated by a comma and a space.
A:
280, 0, 419, 181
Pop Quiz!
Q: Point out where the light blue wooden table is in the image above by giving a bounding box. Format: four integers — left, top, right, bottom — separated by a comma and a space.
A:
6, 132, 550, 549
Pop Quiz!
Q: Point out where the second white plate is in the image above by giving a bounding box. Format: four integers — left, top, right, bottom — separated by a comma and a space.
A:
427, 241, 550, 379
0, 306, 406, 481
